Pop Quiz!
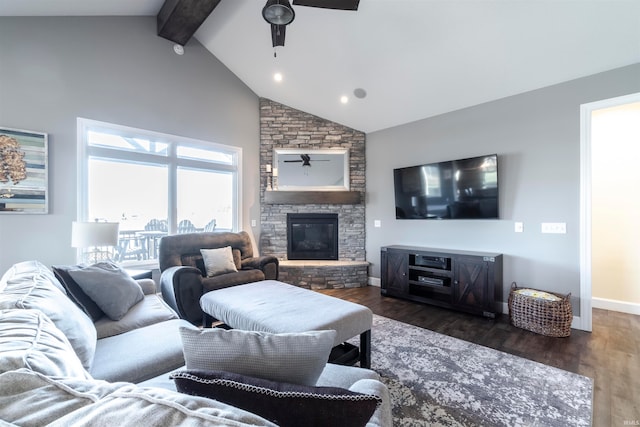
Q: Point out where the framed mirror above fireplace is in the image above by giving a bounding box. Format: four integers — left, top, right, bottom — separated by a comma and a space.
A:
273, 148, 349, 191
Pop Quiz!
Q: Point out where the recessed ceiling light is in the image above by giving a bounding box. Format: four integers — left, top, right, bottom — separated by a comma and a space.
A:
274, 73, 283, 82
340, 96, 349, 104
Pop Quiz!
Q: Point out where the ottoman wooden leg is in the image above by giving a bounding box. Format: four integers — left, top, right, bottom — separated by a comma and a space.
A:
202, 312, 214, 328
360, 330, 371, 369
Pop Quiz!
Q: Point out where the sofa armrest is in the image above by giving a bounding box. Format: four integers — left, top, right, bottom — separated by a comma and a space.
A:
201, 270, 265, 292
241, 255, 279, 280
349, 379, 392, 427
160, 266, 204, 325
137, 278, 157, 295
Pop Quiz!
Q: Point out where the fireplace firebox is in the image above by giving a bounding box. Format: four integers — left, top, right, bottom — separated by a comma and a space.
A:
287, 213, 338, 260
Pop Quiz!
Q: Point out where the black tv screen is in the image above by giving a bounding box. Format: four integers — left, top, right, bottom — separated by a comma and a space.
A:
394, 154, 499, 219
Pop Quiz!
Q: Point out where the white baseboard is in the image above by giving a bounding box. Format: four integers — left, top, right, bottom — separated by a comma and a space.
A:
592, 297, 640, 316
368, 277, 381, 287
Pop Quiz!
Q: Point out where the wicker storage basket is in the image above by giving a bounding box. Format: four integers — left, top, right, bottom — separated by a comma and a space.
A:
508, 282, 572, 337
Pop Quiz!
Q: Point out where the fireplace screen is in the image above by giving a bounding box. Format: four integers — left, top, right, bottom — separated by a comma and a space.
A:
287, 213, 338, 260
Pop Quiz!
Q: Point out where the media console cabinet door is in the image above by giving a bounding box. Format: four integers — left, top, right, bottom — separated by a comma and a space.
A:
381, 249, 408, 295
452, 256, 491, 314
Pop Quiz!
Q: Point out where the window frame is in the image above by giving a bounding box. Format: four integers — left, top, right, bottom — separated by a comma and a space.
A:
76, 118, 242, 264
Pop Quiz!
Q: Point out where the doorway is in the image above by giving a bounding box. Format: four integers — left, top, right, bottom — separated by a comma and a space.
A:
580, 92, 640, 332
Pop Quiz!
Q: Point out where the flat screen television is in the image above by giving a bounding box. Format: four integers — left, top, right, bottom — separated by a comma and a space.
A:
394, 154, 499, 220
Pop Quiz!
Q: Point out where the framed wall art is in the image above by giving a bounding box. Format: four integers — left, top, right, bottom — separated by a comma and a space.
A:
0, 127, 48, 214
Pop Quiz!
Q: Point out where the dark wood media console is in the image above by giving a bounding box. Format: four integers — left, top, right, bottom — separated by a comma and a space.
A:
380, 245, 503, 318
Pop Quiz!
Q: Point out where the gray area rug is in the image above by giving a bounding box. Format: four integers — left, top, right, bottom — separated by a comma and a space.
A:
360, 315, 593, 426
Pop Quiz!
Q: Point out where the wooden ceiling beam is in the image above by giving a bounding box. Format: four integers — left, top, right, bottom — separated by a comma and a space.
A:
157, 0, 222, 45
292, 0, 359, 11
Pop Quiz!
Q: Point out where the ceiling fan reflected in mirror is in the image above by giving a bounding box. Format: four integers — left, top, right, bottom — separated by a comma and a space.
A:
283, 154, 330, 167
262, 0, 360, 48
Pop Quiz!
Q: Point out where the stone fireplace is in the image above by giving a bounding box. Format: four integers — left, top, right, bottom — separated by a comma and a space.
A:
259, 98, 368, 289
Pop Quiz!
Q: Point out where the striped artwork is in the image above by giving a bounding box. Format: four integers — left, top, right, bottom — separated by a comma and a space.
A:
0, 127, 48, 214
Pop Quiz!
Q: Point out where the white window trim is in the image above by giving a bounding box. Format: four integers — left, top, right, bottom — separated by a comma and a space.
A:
76, 117, 242, 244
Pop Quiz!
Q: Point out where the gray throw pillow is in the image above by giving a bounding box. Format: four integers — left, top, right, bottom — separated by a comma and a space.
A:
67, 262, 144, 321
179, 327, 336, 386
52, 264, 105, 321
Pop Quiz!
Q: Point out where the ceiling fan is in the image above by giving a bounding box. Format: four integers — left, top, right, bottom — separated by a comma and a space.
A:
157, 0, 360, 48
283, 154, 330, 167
262, 0, 361, 47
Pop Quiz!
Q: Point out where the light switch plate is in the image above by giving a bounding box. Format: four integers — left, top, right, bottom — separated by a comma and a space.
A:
374, 220, 381, 228
541, 222, 566, 234
514, 222, 524, 233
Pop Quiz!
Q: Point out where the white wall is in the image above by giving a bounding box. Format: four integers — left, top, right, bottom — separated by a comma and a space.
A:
366, 63, 640, 314
0, 17, 260, 274
591, 102, 640, 304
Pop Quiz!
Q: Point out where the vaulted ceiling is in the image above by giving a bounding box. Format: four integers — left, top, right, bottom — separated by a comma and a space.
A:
2, 0, 639, 133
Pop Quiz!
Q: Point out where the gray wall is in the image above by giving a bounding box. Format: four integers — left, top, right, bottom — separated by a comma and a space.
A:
0, 17, 260, 274
366, 63, 640, 313
2, 15, 639, 313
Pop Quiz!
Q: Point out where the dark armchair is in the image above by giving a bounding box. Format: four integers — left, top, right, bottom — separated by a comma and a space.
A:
158, 231, 278, 325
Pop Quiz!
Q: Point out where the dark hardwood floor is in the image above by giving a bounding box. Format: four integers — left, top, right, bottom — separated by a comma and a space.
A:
318, 286, 640, 427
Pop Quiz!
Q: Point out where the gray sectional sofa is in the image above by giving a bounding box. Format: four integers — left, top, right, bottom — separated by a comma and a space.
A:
0, 260, 391, 426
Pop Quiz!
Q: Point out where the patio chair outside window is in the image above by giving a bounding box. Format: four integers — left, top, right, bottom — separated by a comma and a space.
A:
204, 219, 217, 232
178, 219, 197, 234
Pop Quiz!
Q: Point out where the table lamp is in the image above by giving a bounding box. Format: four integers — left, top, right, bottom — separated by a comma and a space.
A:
71, 221, 120, 264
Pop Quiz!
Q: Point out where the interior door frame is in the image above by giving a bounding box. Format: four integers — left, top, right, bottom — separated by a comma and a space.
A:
579, 92, 640, 332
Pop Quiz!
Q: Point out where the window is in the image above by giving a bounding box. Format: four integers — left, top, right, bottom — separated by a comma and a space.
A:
421, 165, 441, 197
77, 118, 241, 266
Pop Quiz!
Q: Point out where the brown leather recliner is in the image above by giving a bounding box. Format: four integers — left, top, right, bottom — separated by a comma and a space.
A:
158, 231, 278, 325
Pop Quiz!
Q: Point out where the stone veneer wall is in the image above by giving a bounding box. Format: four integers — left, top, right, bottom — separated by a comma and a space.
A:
259, 98, 367, 287
277, 261, 370, 290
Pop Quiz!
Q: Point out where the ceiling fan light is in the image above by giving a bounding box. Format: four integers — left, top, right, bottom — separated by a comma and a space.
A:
263, 0, 295, 26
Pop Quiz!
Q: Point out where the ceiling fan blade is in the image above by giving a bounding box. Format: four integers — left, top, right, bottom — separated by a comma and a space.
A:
283, 160, 303, 162
292, 0, 359, 11
270, 24, 287, 47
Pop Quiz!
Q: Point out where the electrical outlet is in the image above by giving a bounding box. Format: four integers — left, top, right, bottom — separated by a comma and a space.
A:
251, 219, 257, 227
374, 220, 381, 228
541, 222, 566, 234
514, 222, 524, 233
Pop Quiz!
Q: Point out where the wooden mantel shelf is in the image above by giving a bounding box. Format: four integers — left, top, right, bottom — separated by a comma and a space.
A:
264, 191, 362, 205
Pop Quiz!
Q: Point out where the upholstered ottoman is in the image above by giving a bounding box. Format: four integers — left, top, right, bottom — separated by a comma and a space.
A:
199, 280, 373, 368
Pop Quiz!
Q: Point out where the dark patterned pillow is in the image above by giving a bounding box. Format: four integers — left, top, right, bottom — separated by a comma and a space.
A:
171, 369, 380, 427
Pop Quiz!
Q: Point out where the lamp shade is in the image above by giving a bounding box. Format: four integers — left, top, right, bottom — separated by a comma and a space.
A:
71, 222, 119, 248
